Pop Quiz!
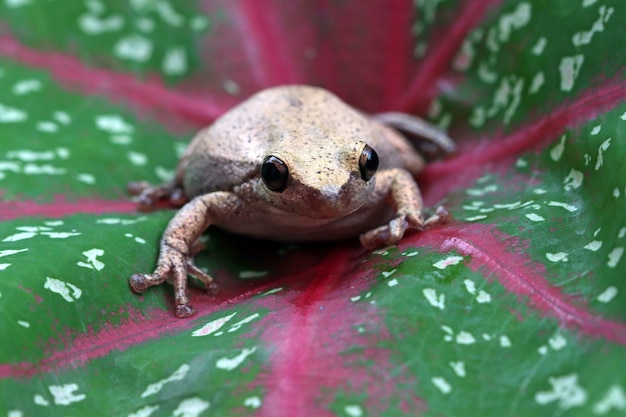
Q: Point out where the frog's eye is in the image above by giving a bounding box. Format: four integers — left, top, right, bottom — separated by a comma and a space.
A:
261, 155, 289, 192
359, 144, 379, 182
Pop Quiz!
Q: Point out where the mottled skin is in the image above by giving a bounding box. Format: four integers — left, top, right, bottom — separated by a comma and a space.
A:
129, 85, 453, 317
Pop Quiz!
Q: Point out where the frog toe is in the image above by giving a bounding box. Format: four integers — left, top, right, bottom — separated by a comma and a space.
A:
175, 303, 196, 318
129, 273, 151, 293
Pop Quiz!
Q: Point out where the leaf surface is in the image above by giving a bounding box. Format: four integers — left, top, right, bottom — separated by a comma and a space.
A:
1, 1, 625, 416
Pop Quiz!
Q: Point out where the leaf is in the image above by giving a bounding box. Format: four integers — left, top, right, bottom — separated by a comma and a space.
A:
1, 1, 625, 416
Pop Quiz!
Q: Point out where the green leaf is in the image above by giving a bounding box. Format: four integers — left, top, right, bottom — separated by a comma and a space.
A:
1, 1, 625, 416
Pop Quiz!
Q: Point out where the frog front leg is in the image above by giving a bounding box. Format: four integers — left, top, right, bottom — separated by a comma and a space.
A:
359, 168, 450, 249
129, 191, 241, 317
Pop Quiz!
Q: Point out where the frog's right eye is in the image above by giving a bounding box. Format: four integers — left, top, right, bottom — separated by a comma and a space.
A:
261, 155, 289, 192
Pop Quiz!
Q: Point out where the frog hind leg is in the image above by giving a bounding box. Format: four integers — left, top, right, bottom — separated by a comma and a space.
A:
374, 112, 455, 161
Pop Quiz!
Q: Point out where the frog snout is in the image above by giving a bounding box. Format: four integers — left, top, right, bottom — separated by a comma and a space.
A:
305, 180, 365, 218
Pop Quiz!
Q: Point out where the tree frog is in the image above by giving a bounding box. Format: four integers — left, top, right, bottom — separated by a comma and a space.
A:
128, 85, 454, 317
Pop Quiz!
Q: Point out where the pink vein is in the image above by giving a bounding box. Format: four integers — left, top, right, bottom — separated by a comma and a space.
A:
393, 0, 499, 113
0, 268, 315, 379
414, 225, 626, 345
0, 34, 225, 128
232, 2, 301, 87
419, 79, 626, 204
381, 1, 415, 108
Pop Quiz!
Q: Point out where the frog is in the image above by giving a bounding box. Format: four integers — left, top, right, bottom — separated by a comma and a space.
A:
128, 85, 454, 317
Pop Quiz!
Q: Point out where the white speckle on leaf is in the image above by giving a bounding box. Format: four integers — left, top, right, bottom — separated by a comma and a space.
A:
6, 149, 55, 161
0, 263, 11, 271
465, 215, 488, 222
498, 2, 531, 43
228, 313, 260, 333
344, 405, 364, 417
13, 79, 42, 95
619, 227, 626, 239
135, 17, 155, 32
127, 151, 147, 166
34, 394, 49, 406
40, 232, 81, 239
450, 361, 466, 377
582, 0, 598, 7
423, 288, 445, 309
223, 79, 241, 95
155, 1, 184, 26
572, 6, 613, 47
192, 313, 237, 337
5, 0, 31, 7
614, 188, 621, 198
0, 248, 28, 258
244, 396, 262, 409
95, 114, 134, 134
239, 270, 268, 279
535, 374, 587, 410
17, 320, 30, 328
141, 364, 190, 398
3, 232, 37, 242
387, 278, 399, 287
595, 138, 612, 170
23, 164, 66, 175
434, 255, 464, 270
216, 347, 256, 371
8, 410, 23, 417
432, 377, 452, 394
607, 247, 624, 268
76, 248, 105, 271
77, 173, 96, 184
463, 279, 476, 294
548, 334, 567, 350
550, 135, 567, 161
526, 213, 545, 222
466, 184, 498, 197
381, 269, 396, 278
547, 201, 578, 212
476, 290, 491, 303
36, 121, 58, 133
53, 111, 71, 125
49, 384, 86, 405
163, 46, 187, 75
110, 135, 132, 145
590, 124, 601, 135
78, 13, 124, 35
44, 277, 82, 302
584, 240, 602, 251
128, 405, 160, 417
114, 34, 153, 62
529, 71, 545, 94
500, 335, 512, 347
0, 103, 27, 123
546, 252, 568, 263
456, 331, 476, 345
172, 398, 210, 417
593, 385, 626, 415
559, 55, 584, 92
538, 345, 548, 355
531, 36, 547, 55
563, 169, 583, 191
597, 286, 618, 303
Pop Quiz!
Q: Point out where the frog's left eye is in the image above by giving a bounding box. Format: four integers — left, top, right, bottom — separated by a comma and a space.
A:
261, 155, 289, 192
359, 144, 379, 182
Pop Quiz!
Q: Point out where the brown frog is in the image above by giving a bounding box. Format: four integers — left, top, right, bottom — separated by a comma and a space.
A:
128, 85, 454, 317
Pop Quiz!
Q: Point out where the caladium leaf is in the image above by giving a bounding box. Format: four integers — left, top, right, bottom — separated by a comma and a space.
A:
1, 1, 625, 416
